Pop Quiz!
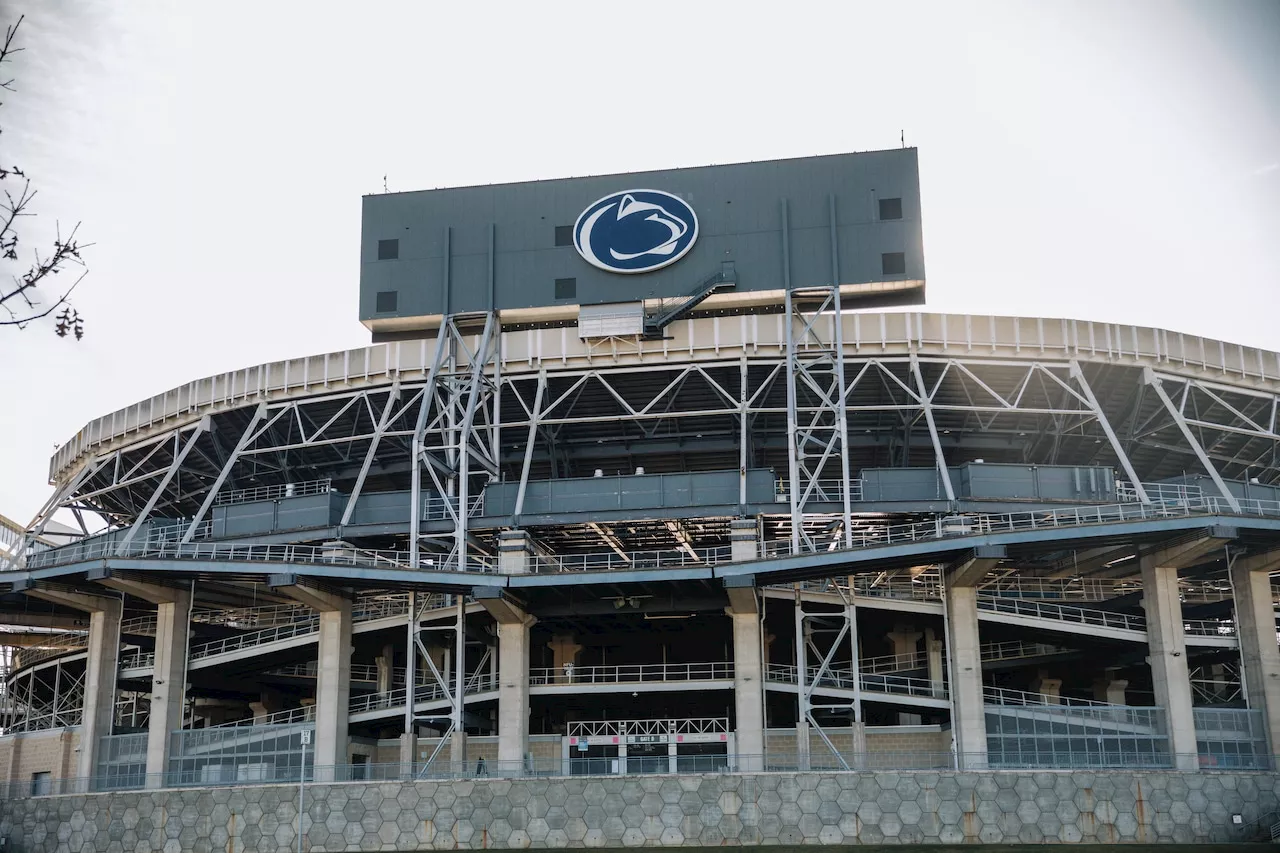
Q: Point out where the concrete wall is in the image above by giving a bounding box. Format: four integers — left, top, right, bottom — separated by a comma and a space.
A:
0, 729, 79, 787
1, 769, 1275, 851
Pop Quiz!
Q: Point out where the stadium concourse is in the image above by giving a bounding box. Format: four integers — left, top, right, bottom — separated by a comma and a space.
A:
2, 152, 1280, 849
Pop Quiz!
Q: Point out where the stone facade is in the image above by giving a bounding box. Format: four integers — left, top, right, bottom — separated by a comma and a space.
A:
0, 769, 1275, 851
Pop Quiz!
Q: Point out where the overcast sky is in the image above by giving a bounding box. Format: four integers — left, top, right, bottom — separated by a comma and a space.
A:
2, 0, 1277, 523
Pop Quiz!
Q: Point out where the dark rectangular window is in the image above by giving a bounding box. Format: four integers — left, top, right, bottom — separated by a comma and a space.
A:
555, 278, 577, 300
879, 197, 903, 220
377, 239, 399, 260
882, 252, 906, 276
375, 291, 398, 313
554, 226, 574, 247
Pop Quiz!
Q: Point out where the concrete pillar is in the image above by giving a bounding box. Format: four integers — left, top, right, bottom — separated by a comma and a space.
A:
399, 732, 418, 769
1031, 673, 1062, 704
1093, 676, 1129, 705
80, 602, 123, 779
497, 618, 532, 770
499, 530, 532, 575
476, 587, 535, 773
925, 628, 946, 698
314, 601, 353, 770
1140, 556, 1198, 770
250, 691, 283, 722
548, 634, 582, 683
1230, 553, 1280, 755
729, 597, 764, 766
377, 644, 394, 694
888, 624, 925, 726
730, 519, 758, 563
22, 587, 122, 781
146, 590, 190, 780
275, 581, 353, 772
944, 585, 987, 769
885, 625, 922, 660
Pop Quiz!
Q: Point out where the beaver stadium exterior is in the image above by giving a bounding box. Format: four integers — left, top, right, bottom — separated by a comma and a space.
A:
3, 150, 1280, 850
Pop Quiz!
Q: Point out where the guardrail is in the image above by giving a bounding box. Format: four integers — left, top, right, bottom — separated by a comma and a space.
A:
12, 493, 1280, 581
348, 674, 499, 715
533, 546, 732, 573
976, 595, 1146, 633
766, 663, 946, 700
214, 479, 333, 506
773, 479, 865, 503
530, 662, 733, 685
16, 538, 497, 573
9, 747, 1277, 799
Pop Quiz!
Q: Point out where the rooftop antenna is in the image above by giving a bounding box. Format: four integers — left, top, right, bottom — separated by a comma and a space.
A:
383, 174, 388, 193
900, 130, 905, 148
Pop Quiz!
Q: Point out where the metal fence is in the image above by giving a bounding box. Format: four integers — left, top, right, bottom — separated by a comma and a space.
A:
6, 749, 1278, 798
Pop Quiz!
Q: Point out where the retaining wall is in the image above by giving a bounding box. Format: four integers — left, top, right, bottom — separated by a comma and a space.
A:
0, 769, 1276, 851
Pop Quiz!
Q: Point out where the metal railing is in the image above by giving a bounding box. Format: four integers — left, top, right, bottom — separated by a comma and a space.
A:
348, 674, 500, 716
766, 663, 946, 700
214, 479, 332, 506
1184, 618, 1237, 638
423, 494, 484, 522
567, 717, 730, 738
10, 632, 90, 667
13, 491, 1280, 581
530, 661, 733, 685
533, 545, 732, 573
1117, 481, 1205, 505
773, 479, 865, 503
11, 537, 497, 573
976, 594, 1146, 633
8, 748, 1280, 799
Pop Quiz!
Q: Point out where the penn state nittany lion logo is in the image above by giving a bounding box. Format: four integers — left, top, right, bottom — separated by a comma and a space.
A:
573, 189, 699, 274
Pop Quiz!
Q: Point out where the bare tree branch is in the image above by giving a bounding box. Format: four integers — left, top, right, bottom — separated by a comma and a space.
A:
0, 14, 91, 339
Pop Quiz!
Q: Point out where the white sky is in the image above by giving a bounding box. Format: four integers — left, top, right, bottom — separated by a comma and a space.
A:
2, 0, 1277, 522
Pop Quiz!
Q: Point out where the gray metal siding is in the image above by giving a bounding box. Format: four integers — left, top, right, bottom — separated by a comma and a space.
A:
359, 149, 924, 322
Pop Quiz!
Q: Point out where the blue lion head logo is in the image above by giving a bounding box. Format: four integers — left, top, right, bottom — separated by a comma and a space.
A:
573, 189, 699, 274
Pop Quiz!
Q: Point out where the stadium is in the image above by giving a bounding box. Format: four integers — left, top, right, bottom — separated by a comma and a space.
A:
2, 148, 1280, 849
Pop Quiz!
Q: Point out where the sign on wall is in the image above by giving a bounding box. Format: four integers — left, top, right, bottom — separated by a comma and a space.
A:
573, 189, 698, 274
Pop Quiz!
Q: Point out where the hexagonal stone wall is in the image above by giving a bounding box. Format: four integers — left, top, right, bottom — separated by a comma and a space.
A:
0, 770, 1275, 851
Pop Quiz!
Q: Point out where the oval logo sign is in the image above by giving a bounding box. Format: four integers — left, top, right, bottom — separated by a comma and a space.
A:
573, 189, 698, 274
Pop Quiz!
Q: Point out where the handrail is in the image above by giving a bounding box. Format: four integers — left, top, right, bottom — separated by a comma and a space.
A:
530, 661, 733, 685
214, 479, 332, 506
976, 594, 1146, 633
532, 546, 732, 573
13, 494, 1280, 580
766, 663, 946, 700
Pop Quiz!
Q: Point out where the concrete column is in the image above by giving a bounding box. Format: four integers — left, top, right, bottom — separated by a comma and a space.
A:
944, 585, 987, 769
399, 733, 418, 769
146, 590, 190, 780
925, 627, 945, 698
730, 608, 764, 763
730, 519, 758, 563
250, 691, 283, 722
376, 644, 394, 694
497, 618, 532, 770
1140, 556, 1198, 770
314, 602, 353, 770
275, 580, 353, 771
1031, 673, 1062, 704
885, 625, 922, 660
499, 530, 532, 575
548, 634, 582, 683
80, 602, 123, 779
476, 587, 535, 773
1093, 676, 1129, 705
1230, 552, 1280, 755
21, 586, 122, 781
